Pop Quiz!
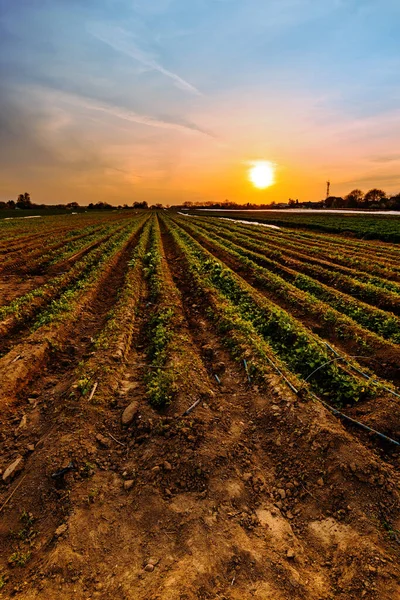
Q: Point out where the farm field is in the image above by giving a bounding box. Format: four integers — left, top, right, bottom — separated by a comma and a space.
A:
191, 209, 400, 242
0, 210, 399, 599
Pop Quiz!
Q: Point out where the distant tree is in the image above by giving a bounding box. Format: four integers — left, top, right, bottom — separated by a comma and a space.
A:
66, 202, 79, 209
344, 189, 364, 208
364, 188, 386, 205
16, 192, 32, 209
288, 198, 296, 207
387, 194, 400, 210
132, 201, 148, 209
6, 200, 15, 209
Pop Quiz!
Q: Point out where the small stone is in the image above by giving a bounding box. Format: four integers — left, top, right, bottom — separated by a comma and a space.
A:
144, 564, 154, 572
163, 461, 172, 471
28, 398, 36, 405
350, 462, 357, 473
287, 549, 295, 559
286, 512, 294, 520
124, 480, 134, 491
277, 488, 286, 499
152, 466, 161, 474
95, 433, 111, 448
147, 557, 158, 566
94, 583, 103, 591
18, 415, 27, 430
2, 456, 23, 483
317, 478, 324, 486
27, 444, 35, 452
121, 401, 139, 426
368, 565, 377, 573
55, 523, 68, 537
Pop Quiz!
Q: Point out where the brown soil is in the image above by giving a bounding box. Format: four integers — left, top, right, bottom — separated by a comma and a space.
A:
0, 216, 399, 600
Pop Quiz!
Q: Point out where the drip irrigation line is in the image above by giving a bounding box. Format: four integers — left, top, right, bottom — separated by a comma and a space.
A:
264, 355, 298, 394
214, 374, 221, 384
324, 343, 400, 400
297, 357, 345, 393
243, 359, 251, 383
250, 353, 399, 448
183, 398, 202, 416
310, 393, 400, 448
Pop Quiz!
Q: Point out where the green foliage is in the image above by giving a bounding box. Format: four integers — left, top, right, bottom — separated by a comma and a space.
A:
8, 551, 31, 567
166, 217, 375, 407
194, 209, 400, 243
143, 217, 176, 408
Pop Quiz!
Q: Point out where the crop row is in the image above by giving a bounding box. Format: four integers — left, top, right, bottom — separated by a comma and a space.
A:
220, 219, 400, 281
0, 222, 121, 275
198, 216, 400, 294
163, 215, 384, 406
174, 218, 400, 383
73, 218, 152, 400
0, 216, 148, 344
193, 210, 400, 243
180, 217, 400, 338
189, 217, 400, 314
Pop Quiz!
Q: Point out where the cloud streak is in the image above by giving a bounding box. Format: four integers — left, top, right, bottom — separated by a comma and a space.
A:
56, 89, 214, 137
89, 23, 202, 96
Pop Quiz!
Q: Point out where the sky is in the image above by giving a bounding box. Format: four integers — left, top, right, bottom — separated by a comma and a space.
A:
1, 0, 400, 205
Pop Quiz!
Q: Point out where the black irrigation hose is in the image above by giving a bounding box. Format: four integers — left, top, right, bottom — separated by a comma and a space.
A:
260, 354, 400, 448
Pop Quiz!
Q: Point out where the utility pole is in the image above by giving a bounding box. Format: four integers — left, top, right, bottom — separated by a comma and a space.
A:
326, 181, 330, 198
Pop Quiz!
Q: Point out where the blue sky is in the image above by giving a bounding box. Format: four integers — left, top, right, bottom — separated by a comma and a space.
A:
1, 0, 400, 204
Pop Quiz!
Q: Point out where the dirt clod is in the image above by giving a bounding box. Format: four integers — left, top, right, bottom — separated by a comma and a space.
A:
55, 523, 68, 537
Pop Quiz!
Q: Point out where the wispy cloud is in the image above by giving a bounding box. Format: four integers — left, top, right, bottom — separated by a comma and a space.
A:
89, 23, 202, 96
57, 90, 214, 137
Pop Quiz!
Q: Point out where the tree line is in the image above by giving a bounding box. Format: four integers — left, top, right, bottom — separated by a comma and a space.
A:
325, 188, 400, 210
0, 194, 152, 211
2, 188, 400, 212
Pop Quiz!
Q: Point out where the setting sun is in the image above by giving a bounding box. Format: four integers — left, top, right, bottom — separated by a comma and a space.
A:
248, 161, 275, 189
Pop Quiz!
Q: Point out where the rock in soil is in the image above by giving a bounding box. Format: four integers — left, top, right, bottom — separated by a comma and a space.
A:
121, 401, 139, 426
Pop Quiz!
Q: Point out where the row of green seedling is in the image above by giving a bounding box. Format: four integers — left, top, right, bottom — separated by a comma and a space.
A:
0, 218, 146, 338
164, 216, 375, 407
74, 218, 152, 400
229, 219, 400, 281
180, 217, 400, 338
1, 223, 111, 273
142, 216, 177, 408
205, 217, 400, 294
31, 217, 147, 331
185, 217, 400, 314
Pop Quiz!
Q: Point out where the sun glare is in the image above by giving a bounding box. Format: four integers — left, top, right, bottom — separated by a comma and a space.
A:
248, 161, 275, 189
